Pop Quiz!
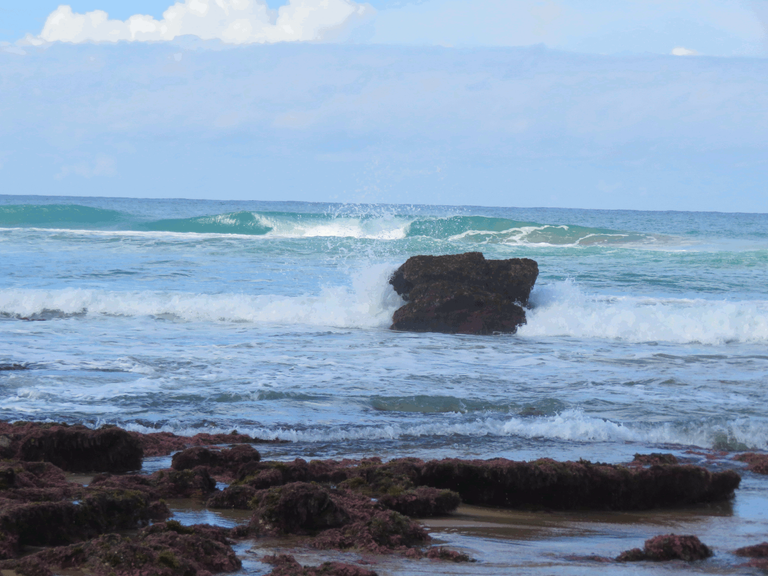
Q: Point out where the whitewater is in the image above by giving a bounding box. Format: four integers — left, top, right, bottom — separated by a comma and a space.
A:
2, 195, 768, 469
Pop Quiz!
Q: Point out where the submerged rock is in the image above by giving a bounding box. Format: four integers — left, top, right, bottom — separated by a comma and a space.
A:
263, 554, 378, 576
734, 541, 768, 569
389, 252, 538, 334
0, 364, 28, 372
631, 453, 679, 466
617, 534, 713, 562
138, 430, 275, 457
734, 452, 768, 474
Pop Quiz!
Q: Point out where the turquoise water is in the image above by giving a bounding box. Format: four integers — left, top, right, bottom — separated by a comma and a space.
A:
3, 195, 768, 572
1, 195, 768, 460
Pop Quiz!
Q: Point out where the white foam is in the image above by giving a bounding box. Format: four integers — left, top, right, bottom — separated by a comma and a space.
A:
119, 409, 768, 450
264, 215, 410, 240
519, 280, 768, 345
0, 264, 403, 329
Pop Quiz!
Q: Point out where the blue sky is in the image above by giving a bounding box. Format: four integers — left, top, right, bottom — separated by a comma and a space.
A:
1, 1, 767, 211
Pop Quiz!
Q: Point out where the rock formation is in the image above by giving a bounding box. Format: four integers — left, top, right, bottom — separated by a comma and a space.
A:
389, 252, 538, 334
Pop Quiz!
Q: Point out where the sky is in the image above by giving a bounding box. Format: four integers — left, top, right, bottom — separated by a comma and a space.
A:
1, 0, 767, 211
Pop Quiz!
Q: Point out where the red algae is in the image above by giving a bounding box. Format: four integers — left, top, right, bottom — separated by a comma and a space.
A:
377, 487, 461, 518
735, 542, 768, 570
630, 453, 679, 466
418, 457, 740, 510
0, 423, 142, 473
0, 521, 241, 576
735, 542, 768, 557
263, 554, 378, 576
616, 534, 713, 562
137, 430, 278, 457
172, 445, 261, 482
735, 452, 768, 474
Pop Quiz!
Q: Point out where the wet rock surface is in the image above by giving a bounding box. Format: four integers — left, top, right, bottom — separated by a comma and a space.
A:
616, 534, 713, 562
139, 430, 277, 457
0, 422, 746, 574
263, 554, 379, 576
0, 364, 28, 371
417, 457, 739, 510
172, 445, 262, 482
0, 521, 241, 576
735, 541, 768, 569
735, 452, 768, 474
389, 252, 538, 334
0, 423, 142, 473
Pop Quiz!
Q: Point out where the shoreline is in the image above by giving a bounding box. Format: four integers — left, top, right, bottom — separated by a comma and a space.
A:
0, 420, 764, 575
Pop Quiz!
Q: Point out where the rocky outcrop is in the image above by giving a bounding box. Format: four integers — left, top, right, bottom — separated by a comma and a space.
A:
734, 452, 768, 474
389, 252, 538, 334
0, 423, 143, 473
418, 458, 740, 510
0, 522, 241, 576
617, 534, 713, 562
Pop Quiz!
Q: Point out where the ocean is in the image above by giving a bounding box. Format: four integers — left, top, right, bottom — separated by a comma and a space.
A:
2, 195, 768, 573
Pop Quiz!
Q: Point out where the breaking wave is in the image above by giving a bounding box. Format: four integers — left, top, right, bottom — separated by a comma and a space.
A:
0, 204, 660, 246
520, 280, 768, 345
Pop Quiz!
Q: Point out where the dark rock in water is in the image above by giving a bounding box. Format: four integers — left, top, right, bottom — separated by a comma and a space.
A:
0, 364, 27, 372
90, 466, 217, 500
735, 542, 768, 558
249, 482, 350, 535
617, 534, 713, 562
0, 521, 241, 576
631, 453, 679, 466
137, 429, 277, 457
389, 252, 538, 334
425, 547, 473, 562
0, 490, 155, 557
734, 452, 768, 474
417, 458, 740, 510
16, 425, 143, 473
263, 554, 378, 576
378, 486, 461, 518
172, 445, 261, 482
207, 484, 258, 510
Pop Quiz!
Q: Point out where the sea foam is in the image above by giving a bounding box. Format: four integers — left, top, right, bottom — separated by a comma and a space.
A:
0, 265, 403, 329
520, 280, 768, 345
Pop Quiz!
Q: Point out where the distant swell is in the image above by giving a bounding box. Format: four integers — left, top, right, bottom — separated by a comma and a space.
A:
0, 204, 660, 245
0, 204, 123, 227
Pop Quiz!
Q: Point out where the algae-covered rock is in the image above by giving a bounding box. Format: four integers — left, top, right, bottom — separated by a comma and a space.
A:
263, 554, 378, 576
249, 482, 350, 535
172, 445, 261, 481
0, 521, 241, 576
617, 534, 713, 562
418, 457, 740, 510
378, 487, 460, 518
16, 425, 142, 473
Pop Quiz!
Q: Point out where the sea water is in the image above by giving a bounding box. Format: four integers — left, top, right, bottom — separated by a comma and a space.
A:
2, 195, 768, 571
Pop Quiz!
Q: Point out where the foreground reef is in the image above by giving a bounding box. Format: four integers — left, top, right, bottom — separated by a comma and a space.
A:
389, 252, 538, 334
0, 422, 748, 575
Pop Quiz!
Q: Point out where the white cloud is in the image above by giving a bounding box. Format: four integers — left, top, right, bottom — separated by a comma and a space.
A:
671, 46, 699, 56
36, 0, 374, 45
56, 156, 116, 179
